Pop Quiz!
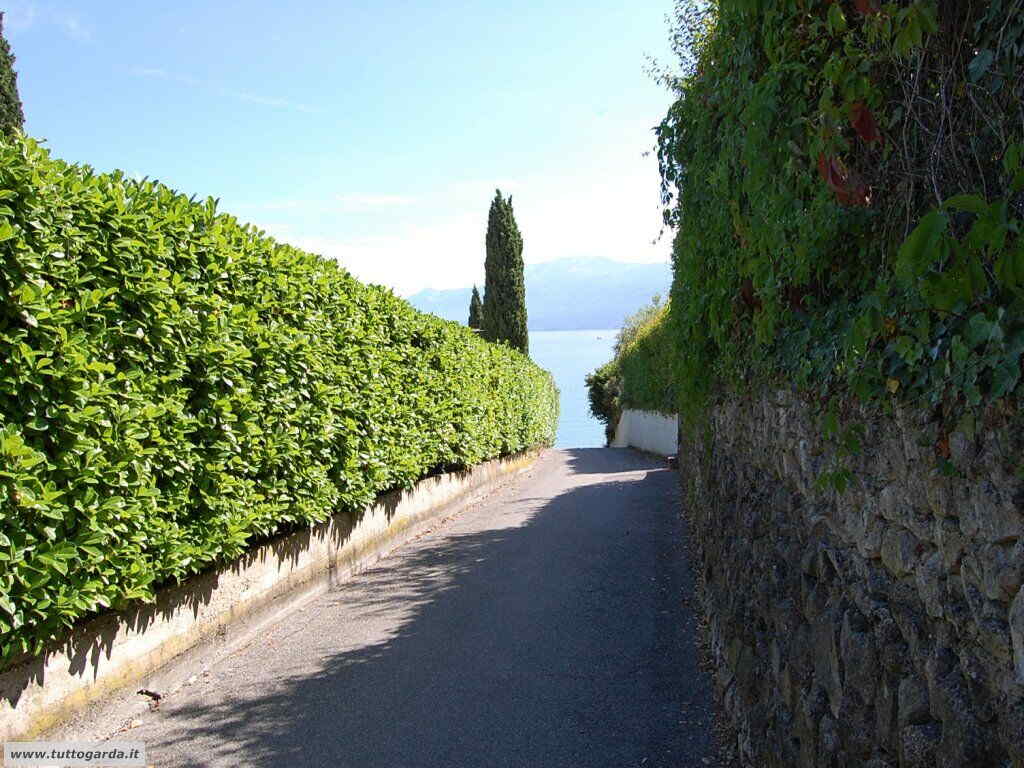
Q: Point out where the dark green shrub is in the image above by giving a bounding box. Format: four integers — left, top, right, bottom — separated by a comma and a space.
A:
0, 14, 23, 136
482, 190, 528, 354
0, 136, 558, 663
585, 362, 621, 444
585, 299, 676, 443
616, 305, 675, 416
467, 285, 482, 329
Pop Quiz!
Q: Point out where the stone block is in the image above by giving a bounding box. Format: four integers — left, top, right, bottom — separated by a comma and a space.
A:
898, 675, 931, 728
970, 480, 1023, 543
924, 473, 954, 518
841, 610, 878, 704
1011, 586, 1024, 682
948, 429, 975, 466
976, 615, 1012, 666
818, 714, 840, 763
899, 723, 941, 768
924, 660, 972, 728
879, 485, 900, 523
876, 677, 897, 753
936, 715, 990, 768
1003, 696, 1024, 763
812, 612, 843, 718
856, 509, 886, 560
914, 550, 945, 619
941, 577, 972, 634
892, 597, 930, 660
905, 508, 937, 545
875, 618, 909, 678
881, 527, 919, 577
960, 557, 987, 626
933, 517, 964, 570
979, 542, 1022, 601
838, 697, 878, 759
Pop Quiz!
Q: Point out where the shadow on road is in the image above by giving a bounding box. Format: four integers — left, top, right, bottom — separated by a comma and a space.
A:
139, 449, 715, 768
562, 446, 670, 476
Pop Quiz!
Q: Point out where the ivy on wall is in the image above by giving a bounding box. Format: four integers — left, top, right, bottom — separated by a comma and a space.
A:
655, 0, 1023, 450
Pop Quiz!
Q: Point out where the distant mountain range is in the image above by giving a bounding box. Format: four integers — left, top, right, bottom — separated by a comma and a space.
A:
408, 258, 672, 331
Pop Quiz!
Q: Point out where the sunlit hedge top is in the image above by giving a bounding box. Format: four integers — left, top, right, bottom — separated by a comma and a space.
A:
616, 305, 676, 417
0, 136, 558, 662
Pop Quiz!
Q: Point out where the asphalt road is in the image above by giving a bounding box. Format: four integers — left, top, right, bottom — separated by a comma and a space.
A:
125, 448, 717, 768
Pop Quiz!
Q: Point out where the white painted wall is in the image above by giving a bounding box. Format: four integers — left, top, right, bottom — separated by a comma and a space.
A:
611, 409, 678, 456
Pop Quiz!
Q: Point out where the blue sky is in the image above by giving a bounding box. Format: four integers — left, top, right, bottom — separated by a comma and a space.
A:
6, 0, 677, 295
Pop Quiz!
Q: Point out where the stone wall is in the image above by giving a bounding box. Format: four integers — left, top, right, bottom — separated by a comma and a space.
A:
680, 389, 1024, 767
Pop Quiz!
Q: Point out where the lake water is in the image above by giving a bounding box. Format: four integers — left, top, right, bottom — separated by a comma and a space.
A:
529, 329, 618, 449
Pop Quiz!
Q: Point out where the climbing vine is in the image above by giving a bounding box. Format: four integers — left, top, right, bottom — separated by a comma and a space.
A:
657, 0, 1023, 462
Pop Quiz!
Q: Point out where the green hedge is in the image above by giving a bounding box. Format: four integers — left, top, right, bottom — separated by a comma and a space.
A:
585, 302, 675, 442
656, 1, 1023, 428
616, 305, 675, 416
0, 136, 558, 662
584, 361, 621, 444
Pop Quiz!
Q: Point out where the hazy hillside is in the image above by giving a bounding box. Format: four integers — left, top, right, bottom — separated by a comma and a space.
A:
408, 258, 671, 331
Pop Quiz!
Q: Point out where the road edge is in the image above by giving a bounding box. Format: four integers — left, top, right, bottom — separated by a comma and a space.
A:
1, 450, 541, 742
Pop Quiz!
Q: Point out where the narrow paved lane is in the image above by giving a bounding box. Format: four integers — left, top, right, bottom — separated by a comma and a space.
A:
126, 449, 717, 767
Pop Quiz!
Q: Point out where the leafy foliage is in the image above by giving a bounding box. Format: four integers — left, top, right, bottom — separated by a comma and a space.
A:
656, 0, 1023, 432
612, 294, 664, 359
616, 305, 676, 416
585, 362, 621, 444
586, 298, 676, 442
0, 14, 24, 136
0, 136, 558, 664
482, 190, 528, 354
467, 284, 482, 329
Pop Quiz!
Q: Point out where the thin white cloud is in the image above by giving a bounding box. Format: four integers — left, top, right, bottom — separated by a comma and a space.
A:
130, 67, 200, 87
239, 200, 307, 212
3, 2, 90, 41
54, 11, 89, 41
132, 67, 168, 79
131, 69, 316, 115
231, 194, 416, 215
336, 194, 415, 211
3, 2, 39, 33
235, 91, 318, 114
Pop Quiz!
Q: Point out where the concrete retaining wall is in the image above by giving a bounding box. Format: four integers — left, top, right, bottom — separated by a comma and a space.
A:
612, 408, 678, 456
680, 389, 1024, 767
0, 450, 539, 741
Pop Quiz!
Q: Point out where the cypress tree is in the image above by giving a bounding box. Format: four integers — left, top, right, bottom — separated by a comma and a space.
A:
0, 14, 24, 137
481, 189, 528, 354
467, 285, 483, 329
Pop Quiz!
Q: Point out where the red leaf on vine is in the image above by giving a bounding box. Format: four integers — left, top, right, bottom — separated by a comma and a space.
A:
854, 0, 881, 14
817, 153, 872, 207
850, 102, 883, 144
739, 277, 762, 312
835, 180, 872, 207
819, 154, 848, 189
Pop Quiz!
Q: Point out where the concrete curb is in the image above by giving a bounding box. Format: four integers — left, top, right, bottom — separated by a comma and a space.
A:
0, 450, 540, 741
